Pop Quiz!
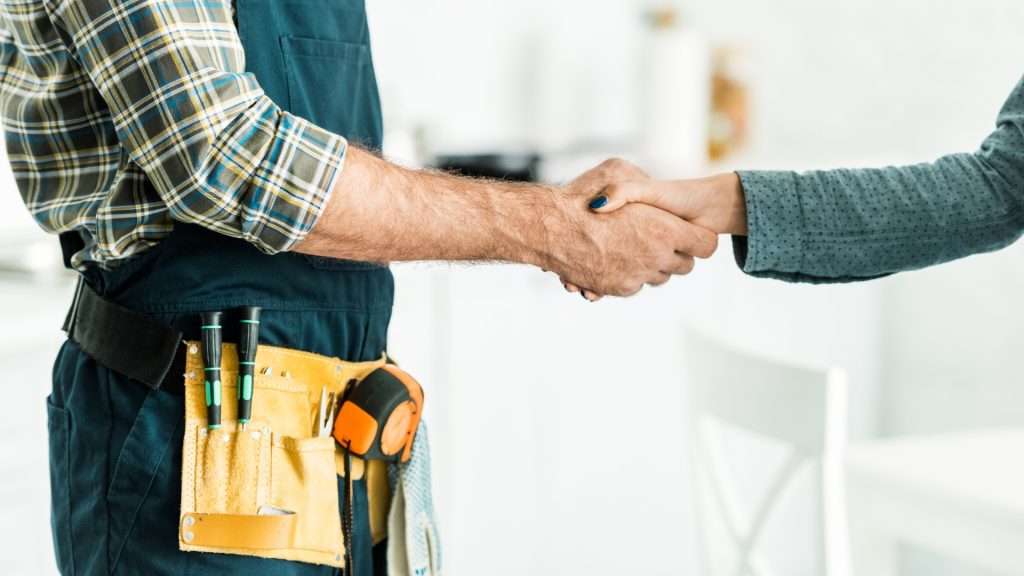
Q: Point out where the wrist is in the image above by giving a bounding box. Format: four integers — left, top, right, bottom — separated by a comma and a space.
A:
490, 182, 562, 267
708, 172, 748, 235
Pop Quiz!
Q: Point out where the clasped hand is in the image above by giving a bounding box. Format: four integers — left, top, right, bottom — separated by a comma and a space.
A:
544, 159, 747, 300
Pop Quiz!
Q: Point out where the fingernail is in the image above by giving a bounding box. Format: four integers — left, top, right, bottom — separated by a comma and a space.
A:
588, 195, 608, 210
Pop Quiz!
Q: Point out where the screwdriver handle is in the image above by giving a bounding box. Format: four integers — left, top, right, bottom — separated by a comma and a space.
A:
237, 306, 261, 425
201, 311, 224, 429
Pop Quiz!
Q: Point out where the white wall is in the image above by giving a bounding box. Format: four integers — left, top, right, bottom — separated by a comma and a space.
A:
369, 0, 1024, 163
373, 1, 1024, 575
368, 0, 642, 153
881, 242, 1024, 436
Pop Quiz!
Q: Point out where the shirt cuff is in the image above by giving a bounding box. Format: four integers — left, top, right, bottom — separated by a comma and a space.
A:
244, 108, 348, 254
733, 170, 806, 275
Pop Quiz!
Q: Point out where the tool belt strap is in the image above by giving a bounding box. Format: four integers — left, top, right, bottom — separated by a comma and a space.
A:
182, 513, 297, 551
63, 278, 185, 392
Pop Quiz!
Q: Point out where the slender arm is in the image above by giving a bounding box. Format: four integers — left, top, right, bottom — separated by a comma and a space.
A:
734, 75, 1024, 284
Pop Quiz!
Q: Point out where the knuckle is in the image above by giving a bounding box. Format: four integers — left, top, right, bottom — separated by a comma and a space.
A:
606, 285, 626, 297
698, 230, 720, 258
611, 280, 637, 297
650, 273, 671, 286
601, 157, 630, 173
680, 226, 718, 259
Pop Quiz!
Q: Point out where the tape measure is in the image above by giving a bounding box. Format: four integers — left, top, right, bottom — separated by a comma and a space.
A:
333, 364, 424, 463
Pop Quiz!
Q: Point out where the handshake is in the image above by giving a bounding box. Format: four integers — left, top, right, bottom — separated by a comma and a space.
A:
537, 158, 748, 300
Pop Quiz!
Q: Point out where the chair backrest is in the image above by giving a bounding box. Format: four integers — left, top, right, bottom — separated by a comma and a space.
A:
683, 328, 849, 576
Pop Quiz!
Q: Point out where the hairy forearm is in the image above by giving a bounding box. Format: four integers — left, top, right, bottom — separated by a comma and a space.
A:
296, 151, 717, 297
296, 147, 556, 265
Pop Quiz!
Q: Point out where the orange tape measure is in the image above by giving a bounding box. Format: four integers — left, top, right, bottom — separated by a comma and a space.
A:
333, 364, 423, 463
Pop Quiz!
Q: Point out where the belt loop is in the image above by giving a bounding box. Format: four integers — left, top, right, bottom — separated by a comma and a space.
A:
58, 230, 85, 270
62, 275, 85, 334
64, 280, 185, 392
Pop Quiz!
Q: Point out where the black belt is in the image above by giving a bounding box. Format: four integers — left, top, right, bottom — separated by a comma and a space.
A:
63, 279, 186, 393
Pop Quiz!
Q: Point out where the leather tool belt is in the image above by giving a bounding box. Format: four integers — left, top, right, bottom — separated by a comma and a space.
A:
63, 280, 392, 568
179, 342, 390, 567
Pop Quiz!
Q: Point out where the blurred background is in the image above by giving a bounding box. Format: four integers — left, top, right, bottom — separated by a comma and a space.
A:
2, 0, 1024, 574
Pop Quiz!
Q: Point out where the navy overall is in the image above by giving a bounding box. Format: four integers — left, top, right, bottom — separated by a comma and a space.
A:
46, 0, 391, 573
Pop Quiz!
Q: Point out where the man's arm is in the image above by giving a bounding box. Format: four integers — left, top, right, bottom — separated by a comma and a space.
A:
46, 0, 715, 296
297, 147, 548, 264
592, 75, 1024, 284
298, 150, 719, 296
44, 0, 345, 254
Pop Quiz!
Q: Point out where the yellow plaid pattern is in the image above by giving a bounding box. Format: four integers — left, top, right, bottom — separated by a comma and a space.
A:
0, 0, 348, 269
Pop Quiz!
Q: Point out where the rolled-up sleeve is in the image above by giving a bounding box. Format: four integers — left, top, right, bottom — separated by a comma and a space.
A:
43, 0, 346, 253
732, 75, 1024, 284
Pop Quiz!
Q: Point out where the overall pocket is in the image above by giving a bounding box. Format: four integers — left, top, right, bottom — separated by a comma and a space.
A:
46, 396, 74, 575
234, 0, 385, 273
280, 35, 383, 148
280, 35, 385, 273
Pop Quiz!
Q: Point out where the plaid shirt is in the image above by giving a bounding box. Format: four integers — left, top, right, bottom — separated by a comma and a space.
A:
0, 0, 348, 269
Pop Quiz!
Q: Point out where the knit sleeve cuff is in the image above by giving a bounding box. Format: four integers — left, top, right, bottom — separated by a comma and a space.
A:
733, 170, 806, 275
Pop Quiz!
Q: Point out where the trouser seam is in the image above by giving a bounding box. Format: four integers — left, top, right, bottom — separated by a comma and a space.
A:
65, 410, 78, 576
108, 402, 181, 574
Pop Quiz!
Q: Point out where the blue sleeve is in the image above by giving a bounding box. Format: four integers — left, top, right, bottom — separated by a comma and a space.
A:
733, 76, 1024, 284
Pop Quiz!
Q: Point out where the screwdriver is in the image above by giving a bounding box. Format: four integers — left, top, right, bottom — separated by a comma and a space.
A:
201, 311, 224, 430
237, 306, 261, 429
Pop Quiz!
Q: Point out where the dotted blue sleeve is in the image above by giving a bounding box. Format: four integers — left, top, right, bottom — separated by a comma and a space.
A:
733, 76, 1024, 284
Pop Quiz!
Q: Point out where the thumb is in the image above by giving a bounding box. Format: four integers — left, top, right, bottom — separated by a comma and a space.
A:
588, 180, 664, 214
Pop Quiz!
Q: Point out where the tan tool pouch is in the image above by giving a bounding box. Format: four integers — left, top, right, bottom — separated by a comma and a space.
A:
177, 341, 388, 568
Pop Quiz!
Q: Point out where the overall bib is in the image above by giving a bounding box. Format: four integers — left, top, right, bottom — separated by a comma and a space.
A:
47, 0, 390, 574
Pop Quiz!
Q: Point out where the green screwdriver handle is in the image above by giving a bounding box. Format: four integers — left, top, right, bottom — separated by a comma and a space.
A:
201, 311, 223, 429
237, 306, 261, 425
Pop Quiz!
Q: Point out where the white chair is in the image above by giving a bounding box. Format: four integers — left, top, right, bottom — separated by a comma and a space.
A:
683, 329, 850, 576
